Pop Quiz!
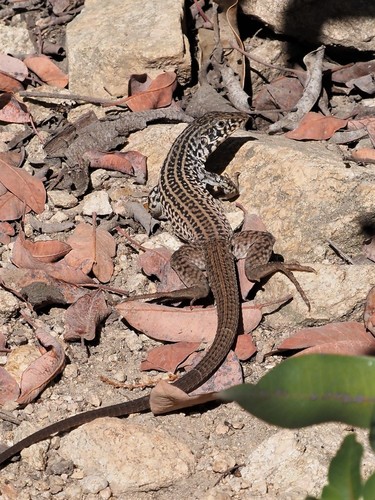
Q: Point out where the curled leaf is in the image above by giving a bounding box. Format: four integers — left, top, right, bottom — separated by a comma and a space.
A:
123, 72, 177, 111
17, 329, 66, 405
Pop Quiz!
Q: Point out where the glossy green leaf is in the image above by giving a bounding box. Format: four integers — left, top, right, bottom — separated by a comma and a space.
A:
220, 355, 375, 429
320, 434, 362, 500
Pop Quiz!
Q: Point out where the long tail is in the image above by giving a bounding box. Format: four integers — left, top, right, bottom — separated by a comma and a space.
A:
0, 244, 239, 466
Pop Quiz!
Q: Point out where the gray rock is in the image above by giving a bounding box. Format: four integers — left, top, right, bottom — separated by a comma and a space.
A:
66, 0, 190, 97
48, 190, 78, 209
241, 426, 375, 498
82, 191, 112, 216
79, 474, 108, 494
241, 0, 375, 51
58, 418, 195, 494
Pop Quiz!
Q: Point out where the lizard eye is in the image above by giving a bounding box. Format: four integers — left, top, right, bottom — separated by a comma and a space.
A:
217, 120, 225, 128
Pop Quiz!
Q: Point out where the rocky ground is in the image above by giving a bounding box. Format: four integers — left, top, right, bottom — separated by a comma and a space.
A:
1, 0, 375, 499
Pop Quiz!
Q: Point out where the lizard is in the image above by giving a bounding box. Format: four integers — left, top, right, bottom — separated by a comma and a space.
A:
0, 111, 313, 467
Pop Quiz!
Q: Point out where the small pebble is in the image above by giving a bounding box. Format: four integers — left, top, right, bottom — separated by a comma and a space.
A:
80, 474, 108, 494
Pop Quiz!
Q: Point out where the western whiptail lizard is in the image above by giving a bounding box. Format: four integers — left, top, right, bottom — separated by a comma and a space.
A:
0, 112, 313, 466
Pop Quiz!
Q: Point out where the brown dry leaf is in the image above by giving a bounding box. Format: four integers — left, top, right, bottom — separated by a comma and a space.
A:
234, 333, 257, 361
0, 221, 15, 244
21, 238, 71, 263
276, 321, 375, 356
364, 286, 375, 335
149, 350, 242, 413
0, 93, 31, 123
348, 117, 375, 144
348, 74, 375, 94
64, 223, 116, 283
123, 72, 177, 111
12, 232, 94, 285
150, 380, 218, 415
84, 150, 147, 184
0, 72, 23, 92
332, 60, 375, 84
285, 112, 347, 140
140, 341, 201, 372
0, 367, 19, 404
0, 53, 28, 81
17, 328, 66, 405
64, 223, 95, 274
0, 266, 88, 307
116, 301, 262, 343
24, 54, 69, 88
0, 155, 46, 214
184, 350, 243, 395
351, 148, 375, 163
253, 76, 304, 120
64, 290, 109, 342
128, 73, 152, 94
0, 191, 32, 222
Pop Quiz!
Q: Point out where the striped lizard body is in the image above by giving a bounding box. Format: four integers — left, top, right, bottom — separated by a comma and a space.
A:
0, 112, 248, 466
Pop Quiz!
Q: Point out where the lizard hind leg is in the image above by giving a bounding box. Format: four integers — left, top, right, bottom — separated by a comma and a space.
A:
232, 230, 315, 310
125, 243, 210, 306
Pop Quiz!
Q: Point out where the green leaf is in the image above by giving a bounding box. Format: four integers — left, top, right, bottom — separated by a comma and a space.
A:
220, 355, 375, 429
320, 434, 363, 500
363, 472, 375, 500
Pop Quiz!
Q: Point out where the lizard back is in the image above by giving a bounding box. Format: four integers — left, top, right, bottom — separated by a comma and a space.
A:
154, 112, 248, 242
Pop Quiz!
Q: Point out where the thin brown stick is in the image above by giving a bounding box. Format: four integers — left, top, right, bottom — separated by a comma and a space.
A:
230, 42, 304, 77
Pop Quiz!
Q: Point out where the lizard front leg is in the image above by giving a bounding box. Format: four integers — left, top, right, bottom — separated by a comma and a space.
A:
198, 170, 240, 200
232, 230, 315, 309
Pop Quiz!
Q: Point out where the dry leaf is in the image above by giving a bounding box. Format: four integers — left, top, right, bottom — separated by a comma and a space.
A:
24, 54, 69, 88
0, 93, 31, 123
332, 60, 375, 84
116, 301, 263, 343
84, 150, 147, 184
0, 72, 23, 92
0, 221, 15, 244
17, 328, 66, 405
0, 154, 46, 214
149, 380, 218, 414
183, 350, 243, 395
352, 148, 375, 163
140, 341, 201, 372
12, 231, 94, 285
253, 76, 304, 120
21, 238, 71, 263
0, 367, 19, 404
64, 223, 116, 283
0, 191, 30, 221
285, 112, 347, 141
234, 333, 257, 361
276, 321, 375, 356
64, 290, 109, 341
0, 53, 28, 81
128, 73, 152, 94
0, 266, 88, 307
123, 72, 177, 111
